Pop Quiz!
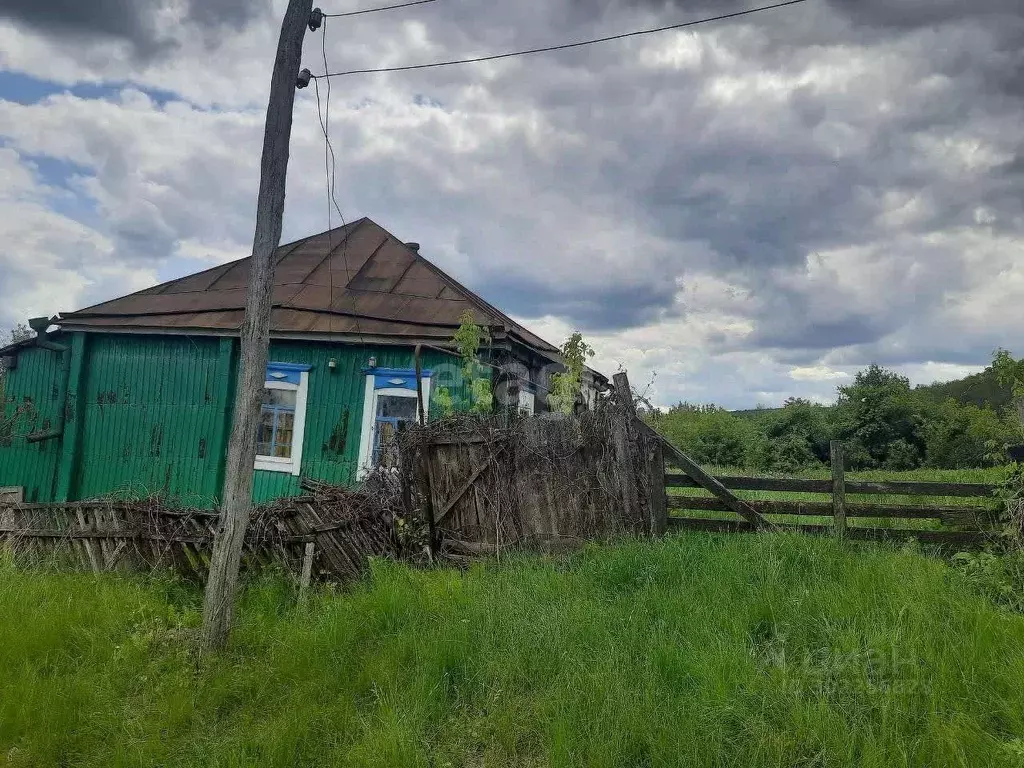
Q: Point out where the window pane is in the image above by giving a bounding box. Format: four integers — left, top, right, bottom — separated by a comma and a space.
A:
262, 388, 297, 407
256, 405, 276, 456
275, 411, 294, 458
377, 394, 418, 420
256, 387, 298, 459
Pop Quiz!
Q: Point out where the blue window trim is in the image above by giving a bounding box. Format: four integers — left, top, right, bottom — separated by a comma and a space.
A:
361, 366, 433, 377
266, 361, 312, 386
363, 366, 433, 393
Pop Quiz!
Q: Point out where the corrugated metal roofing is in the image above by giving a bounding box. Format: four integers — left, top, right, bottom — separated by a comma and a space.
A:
58, 218, 560, 357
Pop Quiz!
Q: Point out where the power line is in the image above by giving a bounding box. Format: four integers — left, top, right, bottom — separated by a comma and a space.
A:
314, 0, 808, 78
323, 0, 436, 18
313, 18, 365, 346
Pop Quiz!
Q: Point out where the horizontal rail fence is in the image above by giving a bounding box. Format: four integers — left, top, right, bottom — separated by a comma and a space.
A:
664, 441, 1002, 547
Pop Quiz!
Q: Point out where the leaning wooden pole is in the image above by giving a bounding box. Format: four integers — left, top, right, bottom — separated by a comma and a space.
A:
201, 0, 314, 653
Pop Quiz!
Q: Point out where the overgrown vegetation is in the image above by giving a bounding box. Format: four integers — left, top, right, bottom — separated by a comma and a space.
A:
549, 331, 595, 414
649, 351, 1024, 473
3, 533, 1024, 767
436, 310, 493, 416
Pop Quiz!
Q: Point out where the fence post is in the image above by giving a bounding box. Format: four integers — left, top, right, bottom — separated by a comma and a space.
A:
830, 441, 846, 538
611, 372, 641, 530
297, 541, 315, 606
647, 440, 667, 536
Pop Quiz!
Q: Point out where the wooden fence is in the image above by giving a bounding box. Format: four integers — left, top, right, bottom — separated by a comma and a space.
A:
403, 397, 662, 560
663, 440, 1002, 547
0, 488, 396, 581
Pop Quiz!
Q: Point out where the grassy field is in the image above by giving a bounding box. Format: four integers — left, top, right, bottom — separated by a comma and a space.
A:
668, 466, 1011, 529
3, 532, 1024, 767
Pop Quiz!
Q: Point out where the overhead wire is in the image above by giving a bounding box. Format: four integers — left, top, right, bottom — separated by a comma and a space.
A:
306, 0, 805, 399
313, 0, 808, 78
323, 0, 436, 18
313, 16, 366, 346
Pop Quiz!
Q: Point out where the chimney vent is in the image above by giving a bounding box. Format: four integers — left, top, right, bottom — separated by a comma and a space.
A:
405, 242, 420, 253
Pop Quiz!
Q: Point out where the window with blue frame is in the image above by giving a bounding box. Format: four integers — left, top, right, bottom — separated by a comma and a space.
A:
257, 388, 297, 458
358, 367, 431, 477
255, 362, 311, 475
372, 393, 419, 466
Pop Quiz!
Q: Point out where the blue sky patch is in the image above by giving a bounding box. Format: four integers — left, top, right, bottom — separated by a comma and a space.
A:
0, 70, 179, 107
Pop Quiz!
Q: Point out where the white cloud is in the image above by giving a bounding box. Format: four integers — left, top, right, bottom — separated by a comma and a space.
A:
789, 366, 850, 382
0, 0, 1022, 410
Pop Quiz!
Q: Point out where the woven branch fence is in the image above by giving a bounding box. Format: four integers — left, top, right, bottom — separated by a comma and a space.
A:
396, 394, 665, 561
0, 482, 398, 581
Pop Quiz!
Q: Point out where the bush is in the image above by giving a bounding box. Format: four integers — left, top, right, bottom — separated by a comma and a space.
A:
924, 399, 1018, 469
649, 403, 760, 467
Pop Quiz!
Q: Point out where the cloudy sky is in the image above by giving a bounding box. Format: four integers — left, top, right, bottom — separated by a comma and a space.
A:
0, 0, 1021, 408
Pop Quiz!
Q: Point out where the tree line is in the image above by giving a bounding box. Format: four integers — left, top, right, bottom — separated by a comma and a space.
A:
646, 352, 1024, 472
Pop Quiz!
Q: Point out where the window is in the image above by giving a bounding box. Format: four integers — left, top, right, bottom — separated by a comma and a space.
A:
518, 389, 536, 416
255, 362, 310, 475
357, 368, 431, 478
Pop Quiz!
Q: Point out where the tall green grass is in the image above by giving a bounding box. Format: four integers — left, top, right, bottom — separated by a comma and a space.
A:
3, 534, 1024, 767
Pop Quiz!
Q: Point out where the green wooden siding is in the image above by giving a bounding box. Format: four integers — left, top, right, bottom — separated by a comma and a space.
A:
1, 332, 472, 507
75, 334, 227, 506
0, 343, 64, 501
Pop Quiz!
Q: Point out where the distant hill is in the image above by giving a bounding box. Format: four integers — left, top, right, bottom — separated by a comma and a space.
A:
913, 367, 1014, 412
730, 406, 781, 420
727, 366, 1014, 417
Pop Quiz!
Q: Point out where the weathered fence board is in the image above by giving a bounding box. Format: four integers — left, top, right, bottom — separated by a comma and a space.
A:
402, 379, 663, 555
0, 486, 396, 581
662, 437, 1002, 547
668, 496, 1000, 522
665, 474, 997, 498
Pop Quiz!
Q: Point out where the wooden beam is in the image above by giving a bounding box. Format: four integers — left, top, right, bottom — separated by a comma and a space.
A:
612, 373, 640, 529
666, 496, 1000, 524
665, 474, 996, 498
415, 344, 438, 557
639, 421, 773, 530
648, 440, 667, 536
298, 541, 315, 606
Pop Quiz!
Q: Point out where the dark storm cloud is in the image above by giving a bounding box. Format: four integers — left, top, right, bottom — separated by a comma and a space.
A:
0, 0, 271, 56
477, 276, 678, 331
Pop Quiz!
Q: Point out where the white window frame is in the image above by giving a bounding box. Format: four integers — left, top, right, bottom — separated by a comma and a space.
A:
254, 371, 309, 476
357, 375, 430, 480
518, 389, 536, 416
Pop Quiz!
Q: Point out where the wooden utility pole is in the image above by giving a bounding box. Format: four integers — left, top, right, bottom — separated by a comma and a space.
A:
201, 0, 315, 653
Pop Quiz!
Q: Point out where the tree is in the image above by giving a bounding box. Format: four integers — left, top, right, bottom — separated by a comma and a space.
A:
748, 397, 834, 472
548, 332, 595, 415
834, 364, 927, 470
446, 310, 492, 414
649, 403, 760, 468
992, 348, 1024, 438
923, 398, 1017, 469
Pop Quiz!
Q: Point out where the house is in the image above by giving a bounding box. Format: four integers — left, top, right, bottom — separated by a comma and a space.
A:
0, 217, 606, 506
